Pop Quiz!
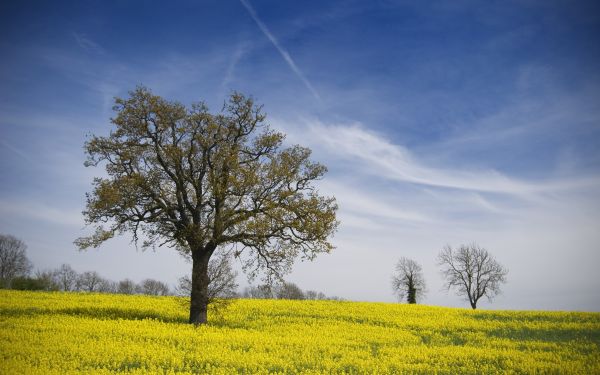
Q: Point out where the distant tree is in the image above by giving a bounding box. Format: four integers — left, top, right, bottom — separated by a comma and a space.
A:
54, 264, 79, 291
77, 271, 104, 292
11, 276, 46, 291
75, 87, 338, 324
304, 290, 326, 300
276, 282, 305, 300
117, 279, 138, 294
97, 279, 117, 293
438, 243, 508, 309
34, 270, 60, 291
177, 250, 239, 301
242, 284, 274, 299
138, 279, 170, 296
391, 257, 427, 304
0, 234, 33, 288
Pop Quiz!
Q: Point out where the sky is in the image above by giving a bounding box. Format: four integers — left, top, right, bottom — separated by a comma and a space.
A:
1, 0, 599, 311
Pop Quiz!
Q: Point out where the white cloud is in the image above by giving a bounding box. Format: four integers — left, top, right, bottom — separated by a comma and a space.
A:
0, 199, 84, 228
302, 121, 600, 196
73, 33, 105, 54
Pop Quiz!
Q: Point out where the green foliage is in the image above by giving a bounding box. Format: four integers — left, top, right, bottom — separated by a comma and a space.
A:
11, 277, 49, 291
76, 87, 338, 280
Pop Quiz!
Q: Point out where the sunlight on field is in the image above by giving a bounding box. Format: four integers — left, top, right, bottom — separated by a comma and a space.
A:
1, 290, 599, 374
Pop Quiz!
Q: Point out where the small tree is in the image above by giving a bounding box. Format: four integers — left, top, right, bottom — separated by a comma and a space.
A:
34, 270, 60, 291
437, 243, 508, 309
97, 279, 117, 293
276, 282, 305, 300
138, 278, 170, 296
0, 234, 33, 288
242, 284, 274, 299
54, 264, 79, 291
117, 279, 138, 294
391, 257, 426, 304
304, 290, 326, 300
11, 277, 46, 291
77, 271, 104, 292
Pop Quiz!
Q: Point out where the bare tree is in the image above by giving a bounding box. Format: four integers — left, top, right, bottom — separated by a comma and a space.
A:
97, 279, 117, 293
438, 243, 508, 309
34, 270, 60, 291
304, 290, 326, 300
0, 234, 33, 288
117, 279, 138, 294
242, 284, 274, 299
207, 250, 239, 299
138, 279, 170, 296
77, 271, 104, 292
276, 282, 305, 300
392, 257, 427, 304
177, 250, 239, 301
54, 264, 79, 291
75, 87, 338, 324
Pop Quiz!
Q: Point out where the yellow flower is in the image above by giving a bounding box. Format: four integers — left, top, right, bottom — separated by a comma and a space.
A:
1, 290, 599, 374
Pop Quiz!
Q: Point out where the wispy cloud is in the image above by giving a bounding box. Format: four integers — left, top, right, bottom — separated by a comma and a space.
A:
239, 0, 321, 101
73, 33, 105, 54
303, 121, 600, 196
321, 180, 433, 224
0, 199, 83, 228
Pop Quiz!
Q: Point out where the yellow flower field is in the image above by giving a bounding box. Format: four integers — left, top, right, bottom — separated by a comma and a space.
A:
1, 290, 599, 374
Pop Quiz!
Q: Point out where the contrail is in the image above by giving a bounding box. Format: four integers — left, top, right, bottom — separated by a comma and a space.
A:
239, 0, 321, 101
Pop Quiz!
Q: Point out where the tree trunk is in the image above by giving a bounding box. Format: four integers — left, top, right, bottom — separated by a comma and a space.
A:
407, 279, 416, 304
470, 301, 477, 309
189, 249, 211, 325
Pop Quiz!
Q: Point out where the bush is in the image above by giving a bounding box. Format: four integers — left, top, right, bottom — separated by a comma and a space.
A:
11, 277, 48, 291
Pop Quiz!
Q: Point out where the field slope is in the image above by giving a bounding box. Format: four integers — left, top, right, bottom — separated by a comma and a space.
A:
1, 290, 599, 374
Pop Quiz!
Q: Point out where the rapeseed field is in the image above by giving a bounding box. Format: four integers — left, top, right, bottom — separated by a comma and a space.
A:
1, 290, 598, 374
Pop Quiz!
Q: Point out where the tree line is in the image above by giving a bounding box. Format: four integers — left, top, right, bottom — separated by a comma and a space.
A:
1, 233, 339, 301
0, 233, 193, 296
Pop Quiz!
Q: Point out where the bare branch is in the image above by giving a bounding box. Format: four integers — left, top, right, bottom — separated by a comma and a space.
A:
437, 243, 508, 309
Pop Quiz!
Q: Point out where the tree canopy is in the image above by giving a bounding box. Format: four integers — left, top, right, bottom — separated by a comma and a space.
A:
76, 87, 338, 324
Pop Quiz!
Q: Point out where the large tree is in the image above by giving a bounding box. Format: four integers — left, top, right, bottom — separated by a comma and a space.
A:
0, 234, 32, 288
76, 87, 338, 324
391, 257, 426, 304
437, 243, 508, 309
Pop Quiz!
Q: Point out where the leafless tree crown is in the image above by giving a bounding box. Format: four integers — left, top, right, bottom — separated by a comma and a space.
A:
391, 257, 427, 304
177, 249, 239, 301
0, 234, 32, 288
437, 243, 508, 309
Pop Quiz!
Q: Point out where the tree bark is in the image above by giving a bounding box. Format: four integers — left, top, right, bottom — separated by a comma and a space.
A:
189, 248, 211, 325
407, 278, 416, 304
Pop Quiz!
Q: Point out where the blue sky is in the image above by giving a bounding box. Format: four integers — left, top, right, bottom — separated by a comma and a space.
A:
1, 0, 599, 310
